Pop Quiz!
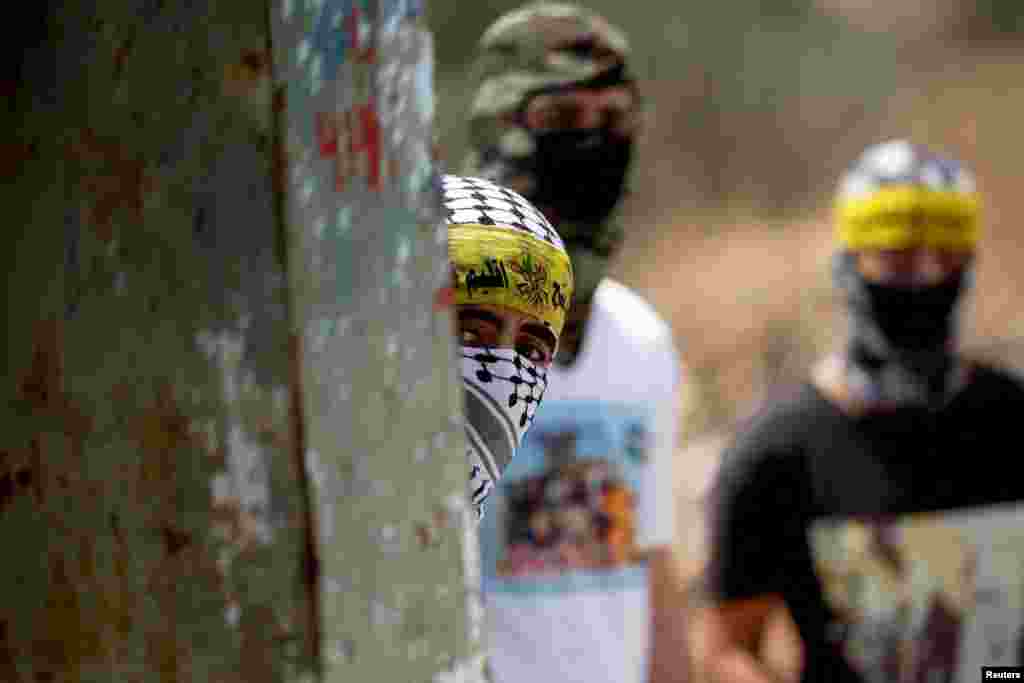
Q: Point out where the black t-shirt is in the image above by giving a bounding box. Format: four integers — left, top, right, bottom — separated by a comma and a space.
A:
706, 362, 1024, 683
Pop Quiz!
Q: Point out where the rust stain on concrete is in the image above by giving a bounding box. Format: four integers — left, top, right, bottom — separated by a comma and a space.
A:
4, 4, 321, 680
106, 512, 137, 656
145, 555, 180, 683
14, 321, 93, 507
211, 496, 268, 556
223, 50, 270, 97
71, 128, 157, 241
239, 604, 282, 683
129, 383, 194, 530
113, 36, 135, 81
36, 554, 86, 681
0, 458, 34, 513
19, 320, 66, 413
0, 140, 39, 183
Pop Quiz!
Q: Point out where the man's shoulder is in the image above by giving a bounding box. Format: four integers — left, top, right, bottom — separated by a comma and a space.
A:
965, 359, 1024, 400
725, 382, 836, 463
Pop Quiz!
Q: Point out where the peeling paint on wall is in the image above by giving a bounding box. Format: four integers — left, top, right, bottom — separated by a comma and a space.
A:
4, 1, 468, 681
197, 328, 277, 549
272, 0, 478, 680
3, 1, 314, 681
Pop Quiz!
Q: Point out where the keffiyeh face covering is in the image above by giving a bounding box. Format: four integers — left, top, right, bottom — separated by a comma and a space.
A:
442, 174, 573, 518
832, 139, 978, 406
462, 346, 548, 517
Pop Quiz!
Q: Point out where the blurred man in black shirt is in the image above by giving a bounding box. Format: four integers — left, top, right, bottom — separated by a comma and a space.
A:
701, 139, 1024, 683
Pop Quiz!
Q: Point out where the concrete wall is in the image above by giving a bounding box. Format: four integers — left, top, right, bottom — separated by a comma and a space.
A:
1, 1, 478, 681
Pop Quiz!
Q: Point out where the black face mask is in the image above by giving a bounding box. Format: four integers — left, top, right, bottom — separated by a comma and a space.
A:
858, 274, 965, 352
526, 129, 632, 225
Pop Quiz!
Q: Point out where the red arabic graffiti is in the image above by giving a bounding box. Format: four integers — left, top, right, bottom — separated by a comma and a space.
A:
316, 101, 382, 192
343, 6, 376, 64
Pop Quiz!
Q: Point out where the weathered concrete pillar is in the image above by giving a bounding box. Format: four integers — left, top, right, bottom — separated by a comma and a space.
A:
271, 0, 482, 681
1, 1, 477, 681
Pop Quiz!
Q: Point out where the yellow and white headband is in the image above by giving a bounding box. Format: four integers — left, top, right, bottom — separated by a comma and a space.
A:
834, 140, 980, 252
443, 175, 574, 336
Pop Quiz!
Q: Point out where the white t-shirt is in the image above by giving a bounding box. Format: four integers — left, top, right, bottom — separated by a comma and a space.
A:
478, 277, 680, 683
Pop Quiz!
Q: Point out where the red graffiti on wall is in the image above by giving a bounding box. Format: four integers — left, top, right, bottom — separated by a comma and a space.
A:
315, 101, 382, 192
343, 6, 376, 64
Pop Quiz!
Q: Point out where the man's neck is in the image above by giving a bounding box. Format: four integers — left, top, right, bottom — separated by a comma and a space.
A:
812, 348, 971, 416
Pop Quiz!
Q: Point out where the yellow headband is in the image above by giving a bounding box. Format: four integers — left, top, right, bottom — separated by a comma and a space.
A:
835, 186, 980, 251
449, 224, 574, 336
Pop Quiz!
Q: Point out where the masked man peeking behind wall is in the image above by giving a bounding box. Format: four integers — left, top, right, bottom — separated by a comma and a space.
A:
462, 4, 688, 683
443, 174, 573, 520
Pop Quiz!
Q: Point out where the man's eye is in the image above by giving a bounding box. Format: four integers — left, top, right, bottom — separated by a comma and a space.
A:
516, 338, 552, 365
458, 319, 500, 347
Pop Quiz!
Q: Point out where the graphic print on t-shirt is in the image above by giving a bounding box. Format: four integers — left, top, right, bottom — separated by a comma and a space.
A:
480, 401, 651, 594
809, 502, 1024, 683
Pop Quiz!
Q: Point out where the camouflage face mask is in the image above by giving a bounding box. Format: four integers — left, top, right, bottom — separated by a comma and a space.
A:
462, 2, 636, 302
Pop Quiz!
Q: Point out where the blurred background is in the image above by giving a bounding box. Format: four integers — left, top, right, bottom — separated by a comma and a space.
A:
428, 1, 1024, 604
428, 0, 1024, 439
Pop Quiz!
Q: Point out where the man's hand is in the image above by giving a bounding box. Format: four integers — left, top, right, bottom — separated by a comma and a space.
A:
647, 547, 692, 683
692, 595, 796, 683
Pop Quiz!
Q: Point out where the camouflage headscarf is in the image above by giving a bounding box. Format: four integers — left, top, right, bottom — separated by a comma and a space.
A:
462, 2, 634, 304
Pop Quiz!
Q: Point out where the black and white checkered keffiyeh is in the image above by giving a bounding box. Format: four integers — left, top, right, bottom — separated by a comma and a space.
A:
460, 345, 548, 520
442, 174, 566, 251
837, 138, 976, 200
443, 175, 561, 520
